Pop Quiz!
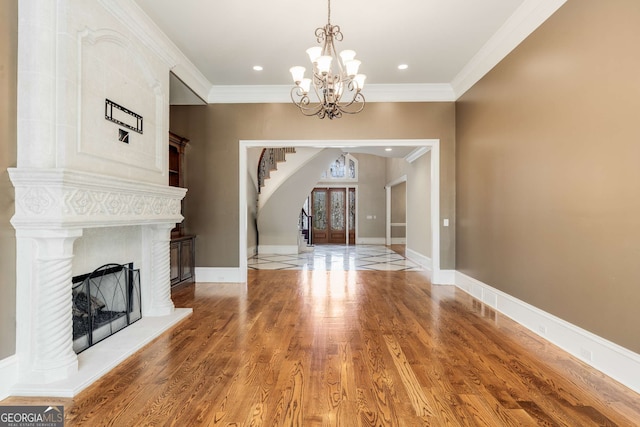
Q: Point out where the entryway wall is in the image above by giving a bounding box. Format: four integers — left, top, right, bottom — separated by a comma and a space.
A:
386, 149, 433, 268
390, 181, 407, 244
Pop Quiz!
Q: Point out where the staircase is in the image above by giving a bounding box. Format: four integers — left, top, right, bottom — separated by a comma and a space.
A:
257, 147, 296, 194
255, 147, 342, 254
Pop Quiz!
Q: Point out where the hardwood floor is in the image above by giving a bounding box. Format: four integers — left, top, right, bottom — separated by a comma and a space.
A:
4, 270, 640, 425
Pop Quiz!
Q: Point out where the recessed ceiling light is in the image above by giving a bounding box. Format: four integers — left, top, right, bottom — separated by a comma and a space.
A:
385, 148, 393, 152
253, 65, 263, 71
398, 64, 409, 70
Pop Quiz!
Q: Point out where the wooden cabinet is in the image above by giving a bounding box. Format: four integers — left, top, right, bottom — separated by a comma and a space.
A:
170, 235, 195, 288
169, 132, 189, 236
168, 131, 195, 288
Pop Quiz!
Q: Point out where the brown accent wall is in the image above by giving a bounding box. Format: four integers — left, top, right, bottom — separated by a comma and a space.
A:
170, 102, 455, 268
456, 0, 640, 352
0, 0, 17, 358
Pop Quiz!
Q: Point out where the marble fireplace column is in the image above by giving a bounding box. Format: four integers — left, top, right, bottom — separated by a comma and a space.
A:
18, 229, 83, 383
142, 223, 175, 317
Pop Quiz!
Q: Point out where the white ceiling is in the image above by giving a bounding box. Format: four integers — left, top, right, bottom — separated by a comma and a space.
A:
134, 0, 566, 104
132, 0, 565, 158
137, 0, 524, 85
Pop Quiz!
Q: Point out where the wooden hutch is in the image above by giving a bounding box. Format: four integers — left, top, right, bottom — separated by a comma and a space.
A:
169, 132, 195, 289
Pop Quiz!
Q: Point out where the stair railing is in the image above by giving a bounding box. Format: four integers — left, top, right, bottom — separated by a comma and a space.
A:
257, 147, 296, 193
299, 208, 313, 245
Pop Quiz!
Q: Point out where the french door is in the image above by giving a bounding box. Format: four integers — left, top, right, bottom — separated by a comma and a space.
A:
311, 187, 356, 245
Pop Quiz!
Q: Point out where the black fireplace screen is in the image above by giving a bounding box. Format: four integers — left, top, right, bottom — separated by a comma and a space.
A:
72, 263, 141, 354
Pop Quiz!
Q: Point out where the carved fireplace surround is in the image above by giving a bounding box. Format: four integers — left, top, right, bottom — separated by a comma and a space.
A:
8, 168, 192, 397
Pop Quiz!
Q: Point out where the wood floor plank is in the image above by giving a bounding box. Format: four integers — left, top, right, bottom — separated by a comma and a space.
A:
3, 270, 640, 426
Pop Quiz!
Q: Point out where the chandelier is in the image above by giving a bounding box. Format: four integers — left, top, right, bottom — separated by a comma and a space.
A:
289, 0, 366, 120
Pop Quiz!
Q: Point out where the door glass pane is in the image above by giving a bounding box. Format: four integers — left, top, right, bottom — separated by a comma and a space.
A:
330, 190, 345, 231
313, 190, 327, 230
349, 189, 355, 232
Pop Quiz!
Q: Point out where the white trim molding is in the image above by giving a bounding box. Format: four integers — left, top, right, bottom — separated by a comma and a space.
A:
209, 84, 456, 104
433, 270, 456, 285
405, 248, 432, 271
195, 267, 244, 283
0, 355, 19, 400
455, 271, 640, 394
451, 0, 567, 98
356, 237, 386, 245
404, 147, 430, 163
257, 245, 299, 255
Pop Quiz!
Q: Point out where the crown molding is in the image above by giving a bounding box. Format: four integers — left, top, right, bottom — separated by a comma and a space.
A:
208, 83, 455, 104
404, 147, 430, 163
98, 0, 212, 101
451, 0, 567, 99
365, 84, 455, 102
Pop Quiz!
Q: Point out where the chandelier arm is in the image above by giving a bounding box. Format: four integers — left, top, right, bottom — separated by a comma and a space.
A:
315, 27, 326, 44
336, 93, 366, 115
290, 87, 325, 117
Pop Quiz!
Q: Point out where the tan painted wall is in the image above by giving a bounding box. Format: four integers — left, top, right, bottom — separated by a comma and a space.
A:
390, 181, 406, 223
0, 0, 17, 358
386, 154, 432, 258
390, 182, 406, 238
351, 153, 386, 239
407, 152, 431, 257
456, 0, 640, 353
170, 102, 455, 268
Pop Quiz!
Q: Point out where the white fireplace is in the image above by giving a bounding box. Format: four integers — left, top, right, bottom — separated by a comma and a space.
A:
8, 168, 192, 396
8, 0, 200, 396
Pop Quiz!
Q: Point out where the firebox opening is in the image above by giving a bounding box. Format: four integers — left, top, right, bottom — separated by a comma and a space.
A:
72, 262, 142, 354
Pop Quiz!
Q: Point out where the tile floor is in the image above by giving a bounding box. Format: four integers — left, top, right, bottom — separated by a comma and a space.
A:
248, 244, 422, 271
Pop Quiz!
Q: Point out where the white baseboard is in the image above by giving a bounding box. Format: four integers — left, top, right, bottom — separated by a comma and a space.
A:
432, 269, 456, 285
0, 355, 18, 400
195, 267, 243, 283
405, 248, 432, 270
356, 237, 386, 245
455, 271, 640, 394
257, 245, 299, 255
390, 237, 406, 244
247, 246, 257, 257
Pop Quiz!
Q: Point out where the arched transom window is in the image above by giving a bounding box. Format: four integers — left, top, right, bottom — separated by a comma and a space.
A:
320, 153, 358, 181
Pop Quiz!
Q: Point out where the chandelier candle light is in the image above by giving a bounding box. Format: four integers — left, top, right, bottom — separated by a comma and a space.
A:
290, 0, 366, 119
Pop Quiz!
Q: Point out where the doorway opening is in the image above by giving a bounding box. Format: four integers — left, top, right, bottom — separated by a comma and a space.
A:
239, 139, 441, 282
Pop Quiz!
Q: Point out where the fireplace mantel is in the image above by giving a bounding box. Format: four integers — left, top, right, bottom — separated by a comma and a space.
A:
9, 168, 186, 229
9, 167, 192, 395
